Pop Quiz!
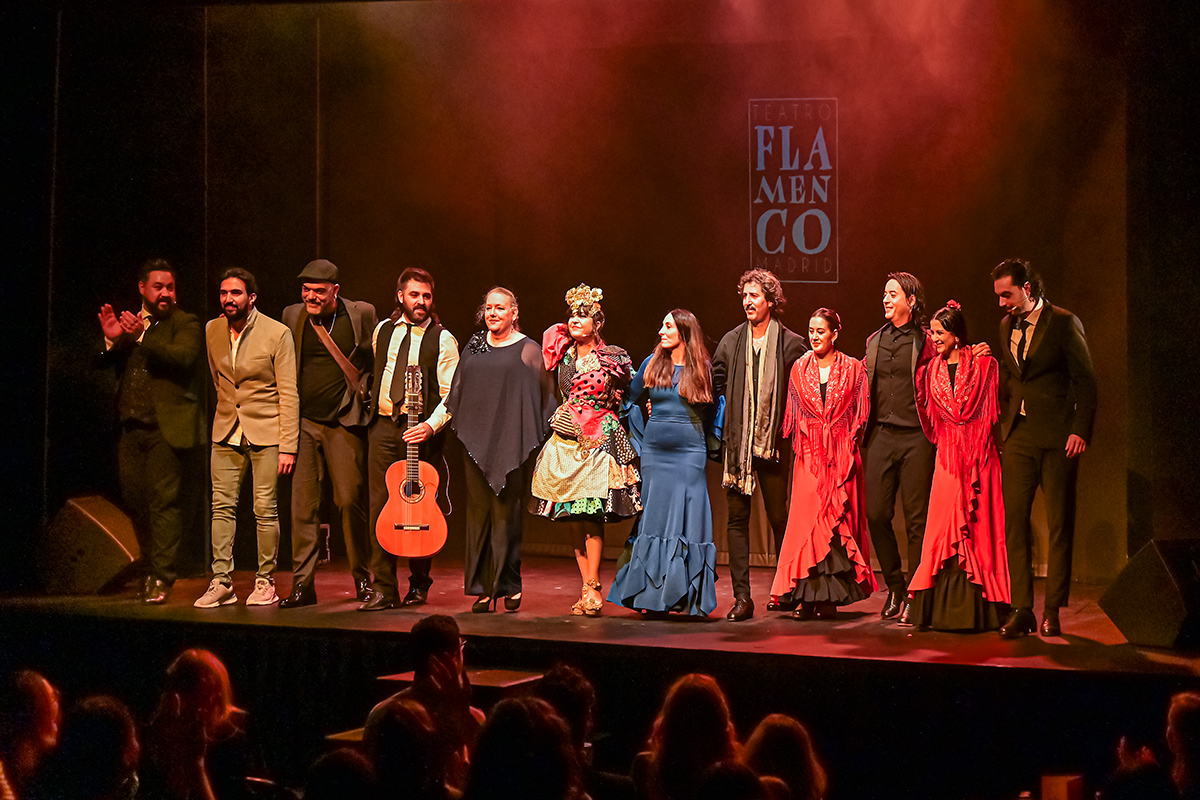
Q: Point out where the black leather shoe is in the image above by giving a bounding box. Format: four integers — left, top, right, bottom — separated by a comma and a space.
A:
357, 590, 397, 612
1041, 608, 1062, 637
793, 604, 816, 620
143, 578, 170, 605
726, 597, 755, 622
881, 589, 904, 619
999, 608, 1037, 639
897, 598, 914, 627
355, 579, 373, 603
400, 588, 428, 608
767, 596, 800, 613
137, 575, 154, 600
279, 583, 317, 609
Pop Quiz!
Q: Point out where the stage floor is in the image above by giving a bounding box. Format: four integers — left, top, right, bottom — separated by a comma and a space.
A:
4, 556, 1197, 678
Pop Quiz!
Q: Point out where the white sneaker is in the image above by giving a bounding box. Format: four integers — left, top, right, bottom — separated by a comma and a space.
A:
194, 579, 237, 608
246, 577, 279, 606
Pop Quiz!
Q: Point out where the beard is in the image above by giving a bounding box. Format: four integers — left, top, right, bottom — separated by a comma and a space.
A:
223, 303, 249, 322
403, 299, 431, 323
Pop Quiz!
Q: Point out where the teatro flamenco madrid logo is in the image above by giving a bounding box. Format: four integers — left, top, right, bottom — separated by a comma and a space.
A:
748, 98, 838, 284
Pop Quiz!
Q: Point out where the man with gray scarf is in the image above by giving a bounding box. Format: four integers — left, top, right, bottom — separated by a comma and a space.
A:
712, 269, 808, 621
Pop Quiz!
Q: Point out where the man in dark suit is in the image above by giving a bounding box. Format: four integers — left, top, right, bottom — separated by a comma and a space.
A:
862, 272, 937, 621
279, 259, 378, 608
98, 258, 204, 604
992, 258, 1097, 638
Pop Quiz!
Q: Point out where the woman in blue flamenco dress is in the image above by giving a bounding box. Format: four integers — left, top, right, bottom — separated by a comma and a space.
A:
609, 309, 718, 616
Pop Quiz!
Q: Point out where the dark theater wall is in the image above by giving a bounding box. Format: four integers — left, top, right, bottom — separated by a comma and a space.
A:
11, 0, 1193, 591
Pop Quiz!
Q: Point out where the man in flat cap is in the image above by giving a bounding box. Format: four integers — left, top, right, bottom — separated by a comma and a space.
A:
278, 259, 379, 607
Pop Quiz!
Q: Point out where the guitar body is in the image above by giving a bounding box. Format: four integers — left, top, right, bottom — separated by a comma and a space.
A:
376, 459, 448, 558
375, 365, 448, 558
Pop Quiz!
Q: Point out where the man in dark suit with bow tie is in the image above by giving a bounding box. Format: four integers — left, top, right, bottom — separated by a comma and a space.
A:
992, 258, 1097, 638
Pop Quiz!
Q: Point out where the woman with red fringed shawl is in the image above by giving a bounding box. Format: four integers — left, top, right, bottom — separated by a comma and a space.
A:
901, 301, 1011, 631
770, 308, 877, 620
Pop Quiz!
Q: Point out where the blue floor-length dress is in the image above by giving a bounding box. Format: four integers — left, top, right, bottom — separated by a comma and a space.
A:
609, 358, 718, 615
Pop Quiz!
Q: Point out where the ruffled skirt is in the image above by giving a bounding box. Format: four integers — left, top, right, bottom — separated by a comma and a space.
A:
609, 415, 717, 616
530, 431, 641, 523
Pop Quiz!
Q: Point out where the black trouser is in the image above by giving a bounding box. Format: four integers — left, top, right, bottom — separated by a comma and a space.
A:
1002, 418, 1079, 610
118, 423, 184, 584
864, 425, 936, 593
463, 455, 529, 598
290, 418, 371, 589
366, 417, 448, 600
726, 453, 791, 600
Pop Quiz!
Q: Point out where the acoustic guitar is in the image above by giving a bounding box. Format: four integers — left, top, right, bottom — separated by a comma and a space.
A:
375, 365, 448, 558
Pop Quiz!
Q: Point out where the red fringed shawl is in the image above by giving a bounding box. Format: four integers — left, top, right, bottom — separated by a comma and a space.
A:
783, 351, 870, 503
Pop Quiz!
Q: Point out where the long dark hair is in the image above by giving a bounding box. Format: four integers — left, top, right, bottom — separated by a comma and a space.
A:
932, 302, 970, 345
644, 309, 713, 404
886, 271, 926, 325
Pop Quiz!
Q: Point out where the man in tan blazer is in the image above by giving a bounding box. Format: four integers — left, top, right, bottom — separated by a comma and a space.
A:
197, 267, 299, 608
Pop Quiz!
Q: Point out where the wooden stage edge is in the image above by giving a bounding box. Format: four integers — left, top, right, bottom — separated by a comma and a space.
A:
4, 555, 1198, 678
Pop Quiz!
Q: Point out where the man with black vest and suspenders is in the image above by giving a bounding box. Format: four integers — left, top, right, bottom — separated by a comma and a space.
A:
279, 259, 378, 608
359, 268, 460, 611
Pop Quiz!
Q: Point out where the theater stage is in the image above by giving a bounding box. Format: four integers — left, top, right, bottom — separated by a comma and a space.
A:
5, 557, 1200, 800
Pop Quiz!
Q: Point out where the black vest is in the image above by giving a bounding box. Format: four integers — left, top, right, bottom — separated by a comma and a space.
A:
372, 319, 445, 426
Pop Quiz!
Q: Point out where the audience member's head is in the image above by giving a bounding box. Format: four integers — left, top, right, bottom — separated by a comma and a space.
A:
743, 714, 827, 800
410, 615, 464, 678
1169, 691, 1200, 796
648, 674, 740, 800
462, 697, 581, 800
532, 664, 596, 756
363, 697, 443, 799
696, 761, 767, 800
0, 670, 61, 788
159, 648, 239, 738
36, 695, 139, 800
1104, 762, 1177, 800
303, 748, 377, 800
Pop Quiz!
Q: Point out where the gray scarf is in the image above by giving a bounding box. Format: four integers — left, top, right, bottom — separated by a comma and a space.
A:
723, 318, 782, 494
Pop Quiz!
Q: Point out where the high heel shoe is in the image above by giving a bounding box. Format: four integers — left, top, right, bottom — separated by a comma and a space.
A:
571, 585, 588, 616
471, 596, 495, 613
504, 593, 522, 612
582, 579, 603, 617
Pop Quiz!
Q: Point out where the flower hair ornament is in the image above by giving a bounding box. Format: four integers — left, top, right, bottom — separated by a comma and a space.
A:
945, 299, 961, 310
565, 283, 603, 317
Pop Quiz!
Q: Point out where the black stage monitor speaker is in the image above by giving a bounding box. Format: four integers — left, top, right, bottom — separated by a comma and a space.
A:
1099, 539, 1200, 649
39, 496, 141, 595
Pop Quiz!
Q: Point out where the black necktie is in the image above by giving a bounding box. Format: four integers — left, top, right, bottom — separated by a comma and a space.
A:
1015, 319, 1029, 370
390, 323, 412, 421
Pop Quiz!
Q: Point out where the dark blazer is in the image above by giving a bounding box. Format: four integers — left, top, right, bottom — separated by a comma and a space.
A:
282, 298, 377, 429
997, 302, 1097, 448
863, 323, 936, 442
103, 308, 206, 451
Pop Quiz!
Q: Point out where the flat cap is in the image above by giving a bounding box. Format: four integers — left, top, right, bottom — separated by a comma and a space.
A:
297, 259, 339, 283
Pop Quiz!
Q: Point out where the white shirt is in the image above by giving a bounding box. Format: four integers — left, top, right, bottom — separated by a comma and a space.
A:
1009, 298, 1044, 416
373, 316, 459, 432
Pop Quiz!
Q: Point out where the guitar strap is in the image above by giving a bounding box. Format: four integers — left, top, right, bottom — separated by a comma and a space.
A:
311, 318, 369, 401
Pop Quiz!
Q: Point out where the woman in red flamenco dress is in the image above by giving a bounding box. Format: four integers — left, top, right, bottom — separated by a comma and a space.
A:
770, 308, 877, 620
901, 301, 1011, 631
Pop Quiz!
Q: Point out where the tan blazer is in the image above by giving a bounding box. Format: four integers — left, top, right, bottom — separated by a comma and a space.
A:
206, 308, 300, 453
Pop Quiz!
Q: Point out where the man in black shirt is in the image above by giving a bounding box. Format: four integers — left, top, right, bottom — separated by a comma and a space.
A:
863, 272, 937, 620
279, 259, 378, 608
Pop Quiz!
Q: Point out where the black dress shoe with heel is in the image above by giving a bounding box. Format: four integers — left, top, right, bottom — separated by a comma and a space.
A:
766, 596, 800, 613
400, 588, 428, 608
999, 607, 1037, 639
472, 596, 496, 613
726, 597, 755, 622
279, 583, 317, 609
1041, 608, 1062, 637
505, 594, 522, 612
880, 589, 905, 620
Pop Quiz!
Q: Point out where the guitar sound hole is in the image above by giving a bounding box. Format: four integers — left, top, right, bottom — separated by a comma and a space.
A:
402, 480, 425, 502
